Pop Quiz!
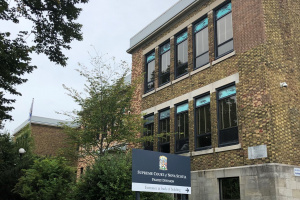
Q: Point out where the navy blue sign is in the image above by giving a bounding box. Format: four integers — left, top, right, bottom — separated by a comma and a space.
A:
132, 149, 191, 194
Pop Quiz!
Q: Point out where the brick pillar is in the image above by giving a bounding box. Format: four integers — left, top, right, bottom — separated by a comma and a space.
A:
155, 47, 159, 89
189, 100, 195, 152
208, 10, 215, 63
170, 36, 175, 82
188, 24, 194, 72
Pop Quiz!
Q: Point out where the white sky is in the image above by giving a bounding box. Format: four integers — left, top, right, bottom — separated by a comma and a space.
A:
3, 0, 178, 133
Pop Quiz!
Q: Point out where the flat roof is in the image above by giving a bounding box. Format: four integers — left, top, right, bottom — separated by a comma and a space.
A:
13, 116, 75, 135
128, 0, 197, 52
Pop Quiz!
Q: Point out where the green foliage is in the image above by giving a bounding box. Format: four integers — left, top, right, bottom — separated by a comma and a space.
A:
0, 129, 35, 200
0, 0, 89, 122
71, 152, 172, 200
63, 55, 144, 159
14, 125, 35, 156
13, 157, 75, 200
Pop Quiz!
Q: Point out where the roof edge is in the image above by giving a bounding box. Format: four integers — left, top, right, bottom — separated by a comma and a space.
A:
127, 0, 197, 53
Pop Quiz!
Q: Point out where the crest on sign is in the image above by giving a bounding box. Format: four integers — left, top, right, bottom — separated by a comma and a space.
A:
159, 156, 167, 170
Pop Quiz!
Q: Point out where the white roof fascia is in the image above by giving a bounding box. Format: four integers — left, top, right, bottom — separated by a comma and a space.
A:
127, 0, 197, 52
13, 116, 76, 135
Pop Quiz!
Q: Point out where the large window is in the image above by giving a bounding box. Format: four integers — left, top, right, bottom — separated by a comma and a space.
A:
195, 95, 211, 149
175, 102, 189, 153
194, 18, 209, 69
158, 109, 170, 153
175, 31, 188, 78
144, 114, 154, 151
219, 177, 240, 200
159, 42, 170, 86
215, 2, 233, 57
145, 51, 155, 93
218, 85, 238, 146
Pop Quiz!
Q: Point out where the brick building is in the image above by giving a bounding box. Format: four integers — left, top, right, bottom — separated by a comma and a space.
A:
14, 116, 73, 157
127, 0, 300, 199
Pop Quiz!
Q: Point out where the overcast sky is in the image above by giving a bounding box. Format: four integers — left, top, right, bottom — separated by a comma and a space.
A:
3, 0, 178, 133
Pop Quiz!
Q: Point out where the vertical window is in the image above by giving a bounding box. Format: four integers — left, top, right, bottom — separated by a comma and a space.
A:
175, 102, 189, 153
80, 167, 84, 177
159, 42, 170, 86
158, 109, 170, 153
195, 95, 211, 149
194, 18, 209, 69
145, 52, 155, 93
219, 177, 240, 200
218, 85, 238, 146
174, 194, 188, 200
176, 31, 188, 78
144, 114, 154, 151
215, 2, 233, 57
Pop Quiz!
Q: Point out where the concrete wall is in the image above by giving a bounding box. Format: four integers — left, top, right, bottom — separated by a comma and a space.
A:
191, 163, 300, 200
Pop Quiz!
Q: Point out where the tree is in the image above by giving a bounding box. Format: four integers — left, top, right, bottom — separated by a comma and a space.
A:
13, 157, 75, 200
0, 128, 35, 200
0, 0, 89, 123
71, 152, 172, 200
63, 54, 144, 160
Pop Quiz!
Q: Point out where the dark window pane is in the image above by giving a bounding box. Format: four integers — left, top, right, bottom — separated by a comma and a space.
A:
160, 118, 170, 143
197, 134, 211, 148
219, 126, 238, 145
177, 63, 188, 77
219, 96, 237, 130
160, 73, 170, 85
220, 177, 240, 200
196, 105, 211, 135
175, 194, 189, 200
160, 143, 170, 153
176, 111, 189, 152
144, 120, 154, 151
159, 113, 170, 153
196, 52, 209, 69
196, 103, 211, 148
218, 40, 234, 56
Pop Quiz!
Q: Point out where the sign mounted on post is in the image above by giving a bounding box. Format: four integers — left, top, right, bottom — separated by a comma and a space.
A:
132, 149, 191, 194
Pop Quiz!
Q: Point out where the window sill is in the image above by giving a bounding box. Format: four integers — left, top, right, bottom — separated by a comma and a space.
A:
172, 73, 189, 84
142, 90, 155, 98
156, 82, 171, 92
178, 152, 191, 157
212, 51, 236, 66
215, 143, 241, 153
190, 63, 210, 76
191, 148, 213, 156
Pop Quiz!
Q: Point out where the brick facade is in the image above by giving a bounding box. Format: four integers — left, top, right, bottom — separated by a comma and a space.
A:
30, 124, 70, 157
128, 0, 300, 199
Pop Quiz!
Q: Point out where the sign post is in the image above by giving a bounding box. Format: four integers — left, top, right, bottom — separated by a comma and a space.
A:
132, 149, 191, 195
